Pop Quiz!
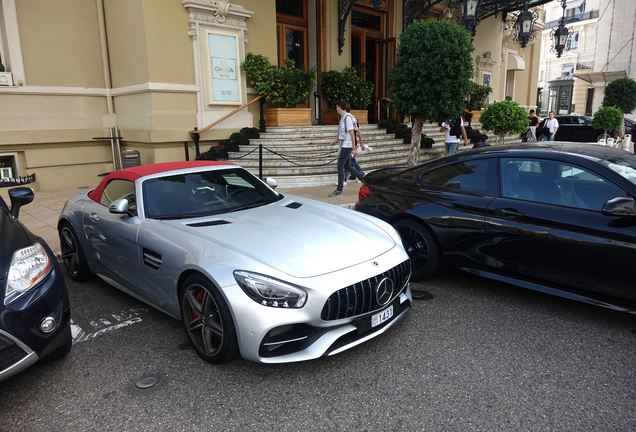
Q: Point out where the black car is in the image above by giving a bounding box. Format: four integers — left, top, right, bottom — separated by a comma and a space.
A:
355, 143, 636, 313
547, 115, 601, 142
1, 187, 71, 382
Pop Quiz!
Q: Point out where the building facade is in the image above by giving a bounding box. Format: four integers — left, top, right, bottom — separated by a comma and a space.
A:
0, 0, 542, 190
537, 0, 635, 117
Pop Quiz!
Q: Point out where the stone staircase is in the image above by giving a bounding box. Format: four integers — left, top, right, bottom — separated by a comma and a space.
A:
228, 123, 522, 187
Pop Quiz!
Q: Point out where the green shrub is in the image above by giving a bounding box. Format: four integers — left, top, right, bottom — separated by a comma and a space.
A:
466, 82, 492, 111
480, 100, 528, 144
593, 105, 623, 139
420, 135, 434, 149
241, 53, 315, 108
320, 67, 374, 109
240, 127, 260, 139
603, 78, 636, 114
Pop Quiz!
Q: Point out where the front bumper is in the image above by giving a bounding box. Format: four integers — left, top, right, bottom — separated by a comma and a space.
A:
0, 265, 71, 382
224, 248, 413, 363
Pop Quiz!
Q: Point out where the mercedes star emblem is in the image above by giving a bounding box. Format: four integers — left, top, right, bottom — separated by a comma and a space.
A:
375, 277, 395, 306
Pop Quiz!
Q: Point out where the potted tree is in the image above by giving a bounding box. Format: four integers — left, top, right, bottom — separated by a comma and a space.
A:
320, 67, 374, 124
480, 100, 528, 145
466, 82, 492, 122
593, 105, 623, 143
241, 53, 315, 127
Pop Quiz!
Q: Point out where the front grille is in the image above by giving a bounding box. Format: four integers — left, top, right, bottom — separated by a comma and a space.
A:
321, 260, 411, 321
0, 340, 28, 372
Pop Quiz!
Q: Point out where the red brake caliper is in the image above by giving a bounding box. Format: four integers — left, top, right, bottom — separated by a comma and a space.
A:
192, 289, 205, 320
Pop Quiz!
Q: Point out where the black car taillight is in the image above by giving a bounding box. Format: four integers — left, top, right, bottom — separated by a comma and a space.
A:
358, 184, 372, 202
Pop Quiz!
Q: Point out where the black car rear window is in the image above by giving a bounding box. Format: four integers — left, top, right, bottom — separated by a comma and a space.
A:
417, 158, 498, 196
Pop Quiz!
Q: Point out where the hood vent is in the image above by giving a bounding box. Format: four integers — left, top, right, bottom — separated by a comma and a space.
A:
285, 202, 302, 209
187, 220, 230, 227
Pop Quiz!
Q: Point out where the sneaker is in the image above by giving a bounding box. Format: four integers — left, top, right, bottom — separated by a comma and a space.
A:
334, 181, 347, 186
328, 189, 343, 197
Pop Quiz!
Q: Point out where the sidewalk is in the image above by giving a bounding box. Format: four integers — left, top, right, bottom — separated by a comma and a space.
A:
5, 181, 362, 255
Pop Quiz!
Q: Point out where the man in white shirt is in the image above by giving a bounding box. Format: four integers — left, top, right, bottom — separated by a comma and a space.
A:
329, 100, 363, 197
543, 111, 559, 141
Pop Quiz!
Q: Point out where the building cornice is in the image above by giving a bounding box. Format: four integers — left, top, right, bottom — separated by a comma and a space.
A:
0, 82, 199, 96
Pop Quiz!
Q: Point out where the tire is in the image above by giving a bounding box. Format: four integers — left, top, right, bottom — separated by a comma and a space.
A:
179, 274, 239, 363
392, 219, 440, 281
58, 222, 93, 281
43, 324, 72, 362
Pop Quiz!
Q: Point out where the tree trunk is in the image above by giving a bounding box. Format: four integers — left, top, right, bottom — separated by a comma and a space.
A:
409, 115, 425, 166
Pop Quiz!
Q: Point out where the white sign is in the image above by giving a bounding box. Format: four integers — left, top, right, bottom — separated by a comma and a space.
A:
208, 32, 241, 104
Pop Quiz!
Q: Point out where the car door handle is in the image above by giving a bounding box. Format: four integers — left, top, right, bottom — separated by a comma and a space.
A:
495, 208, 525, 218
89, 213, 101, 223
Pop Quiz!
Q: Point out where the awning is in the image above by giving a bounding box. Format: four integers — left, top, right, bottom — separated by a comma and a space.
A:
507, 53, 526, 71
572, 70, 627, 84
566, 0, 584, 9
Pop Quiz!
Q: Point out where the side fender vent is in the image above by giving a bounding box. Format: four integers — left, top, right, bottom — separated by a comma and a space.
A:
187, 220, 230, 227
285, 202, 302, 209
142, 248, 162, 270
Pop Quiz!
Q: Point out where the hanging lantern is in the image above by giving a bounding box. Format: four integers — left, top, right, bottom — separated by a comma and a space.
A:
461, 0, 481, 33
550, 0, 573, 58
513, 7, 538, 49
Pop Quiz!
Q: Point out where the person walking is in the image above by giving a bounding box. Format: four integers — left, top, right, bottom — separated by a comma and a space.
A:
345, 108, 366, 183
543, 111, 559, 141
440, 114, 468, 155
329, 100, 363, 197
527, 109, 539, 142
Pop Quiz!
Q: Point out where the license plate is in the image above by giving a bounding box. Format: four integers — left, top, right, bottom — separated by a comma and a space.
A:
371, 305, 394, 328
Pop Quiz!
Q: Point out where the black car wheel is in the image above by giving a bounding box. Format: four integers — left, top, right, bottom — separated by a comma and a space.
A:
180, 275, 238, 363
393, 219, 439, 281
59, 222, 93, 281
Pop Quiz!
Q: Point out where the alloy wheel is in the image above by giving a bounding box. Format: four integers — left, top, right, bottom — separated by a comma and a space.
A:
182, 284, 224, 357
60, 227, 80, 278
398, 226, 430, 269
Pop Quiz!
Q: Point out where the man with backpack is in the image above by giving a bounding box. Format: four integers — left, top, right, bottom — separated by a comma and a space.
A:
329, 100, 364, 197
440, 115, 468, 155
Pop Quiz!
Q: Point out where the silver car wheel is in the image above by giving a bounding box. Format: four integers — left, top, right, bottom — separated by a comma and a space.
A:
182, 283, 224, 357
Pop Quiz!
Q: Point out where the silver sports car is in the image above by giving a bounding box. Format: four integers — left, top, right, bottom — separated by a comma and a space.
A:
58, 161, 412, 363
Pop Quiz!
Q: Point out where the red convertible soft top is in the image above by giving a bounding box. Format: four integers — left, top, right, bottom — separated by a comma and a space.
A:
88, 160, 234, 203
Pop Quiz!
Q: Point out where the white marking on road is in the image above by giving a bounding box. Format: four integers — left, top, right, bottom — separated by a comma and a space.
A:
71, 307, 149, 345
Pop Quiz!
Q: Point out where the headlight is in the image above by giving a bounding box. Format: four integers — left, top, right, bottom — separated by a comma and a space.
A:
5, 243, 52, 306
234, 271, 307, 308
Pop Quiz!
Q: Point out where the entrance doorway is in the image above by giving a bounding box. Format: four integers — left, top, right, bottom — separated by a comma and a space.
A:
350, 4, 389, 123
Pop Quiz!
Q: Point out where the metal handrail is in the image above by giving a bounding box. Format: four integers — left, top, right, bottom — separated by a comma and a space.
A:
191, 95, 264, 135
189, 95, 265, 158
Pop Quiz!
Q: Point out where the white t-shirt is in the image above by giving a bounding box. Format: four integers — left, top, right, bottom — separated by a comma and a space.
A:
442, 117, 463, 143
545, 118, 559, 133
338, 113, 356, 149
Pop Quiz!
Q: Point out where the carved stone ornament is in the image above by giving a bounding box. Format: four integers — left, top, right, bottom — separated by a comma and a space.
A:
182, 0, 253, 41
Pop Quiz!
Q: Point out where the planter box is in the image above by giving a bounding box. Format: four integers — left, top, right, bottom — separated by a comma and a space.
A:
322, 109, 368, 125
350, 110, 368, 124
264, 108, 311, 127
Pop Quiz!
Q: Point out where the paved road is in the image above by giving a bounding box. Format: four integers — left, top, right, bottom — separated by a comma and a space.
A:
1, 270, 635, 432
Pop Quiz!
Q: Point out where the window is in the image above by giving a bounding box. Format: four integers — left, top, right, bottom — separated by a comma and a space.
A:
565, 0, 585, 18
501, 158, 625, 210
418, 159, 498, 196
276, 0, 308, 70
568, 32, 579, 50
561, 64, 574, 77
101, 179, 137, 214
482, 72, 492, 87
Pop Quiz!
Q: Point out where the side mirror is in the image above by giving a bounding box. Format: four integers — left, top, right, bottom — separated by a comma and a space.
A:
8, 187, 34, 218
109, 198, 130, 215
265, 177, 277, 189
601, 196, 636, 217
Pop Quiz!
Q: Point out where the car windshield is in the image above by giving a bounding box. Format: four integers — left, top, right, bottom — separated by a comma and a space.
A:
603, 156, 636, 186
142, 167, 282, 219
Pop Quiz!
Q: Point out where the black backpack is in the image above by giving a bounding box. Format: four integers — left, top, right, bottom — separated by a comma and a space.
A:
449, 117, 462, 138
